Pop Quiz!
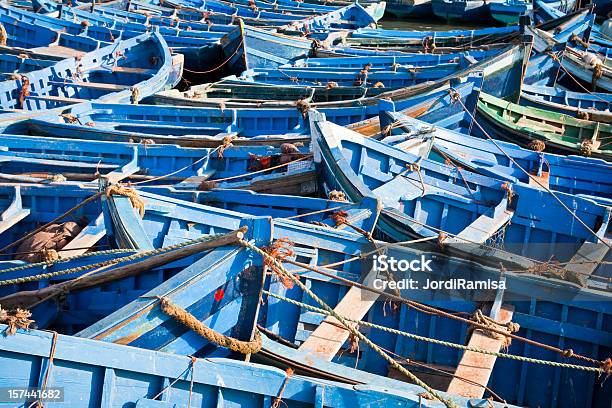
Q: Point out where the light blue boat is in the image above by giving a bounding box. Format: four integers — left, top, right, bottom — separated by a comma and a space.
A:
385, 0, 433, 18
379, 109, 612, 200
310, 110, 611, 271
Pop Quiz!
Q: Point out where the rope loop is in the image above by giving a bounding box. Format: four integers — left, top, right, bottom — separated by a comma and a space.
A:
158, 297, 262, 354
262, 238, 296, 289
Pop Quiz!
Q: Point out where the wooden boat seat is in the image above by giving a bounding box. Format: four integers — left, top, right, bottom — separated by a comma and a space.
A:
443, 199, 514, 244
30, 46, 86, 59
515, 117, 564, 133
60, 213, 106, 258
563, 235, 610, 285
173, 169, 217, 189
298, 266, 379, 360
47, 80, 131, 91
0, 186, 30, 235
110, 66, 158, 75
26, 95, 89, 104
447, 304, 515, 398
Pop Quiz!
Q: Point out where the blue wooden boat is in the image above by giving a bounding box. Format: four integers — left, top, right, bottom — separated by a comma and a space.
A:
349, 25, 519, 43
149, 47, 506, 108
0, 325, 503, 408
534, 0, 565, 22
431, 0, 504, 22
489, 0, 530, 25
0, 183, 607, 407
150, 81, 392, 108
491, 0, 577, 25
0, 183, 377, 329
559, 47, 612, 92
385, 0, 433, 18
0, 32, 172, 110
378, 109, 612, 200
289, 49, 501, 68
234, 61, 474, 89
310, 110, 612, 269
520, 84, 612, 122
0, 133, 312, 185
0, 3, 233, 75
72, 187, 610, 407
0, 12, 103, 51
24, 44, 526, 141
140, 188, 380, 231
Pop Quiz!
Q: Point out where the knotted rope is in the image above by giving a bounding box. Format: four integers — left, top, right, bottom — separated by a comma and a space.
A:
527, 139, 546, 152
131, 87, 140, 104
18, 76, 30, 109
262, 238, 295, 289
328, 190, 347, 202
501, 181, 514, 205
470, 309, 520, 349
0, 23, 7, 46
580, 139, 593, 157
158, 297, 262, 354
0, 306, 34, 335
106, 185, 145, 217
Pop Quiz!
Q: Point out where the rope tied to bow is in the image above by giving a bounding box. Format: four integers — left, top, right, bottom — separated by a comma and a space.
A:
576, 110, 590, 120
570, 34, 590, 49
296, 99, 310, 118
61, 114, 79, 124
501, 181, 514, 205
528, 139, 545, 152
158, 297, 262, 354
262, 238, 295, 289
331, 210, 349, 226
18, 76, 30, 109
131, 87, 140, 104
592, 63, 603, 89
106, 185, 145, 217
580, 139, 593, 156
470, 309, 520, 349
0, 306, 34, 335
0, 23, 7, 46
328, 190, 348, 202
217, 135, 234, 158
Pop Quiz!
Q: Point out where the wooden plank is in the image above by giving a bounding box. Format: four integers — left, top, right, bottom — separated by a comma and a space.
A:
564, 238, 610, 280
446, 304, 514, 398
26, 95, 89, 104
60, 213, 106, 258
111, 66, 156, 75
298, 268, 379, 361
31, 46, 86, 59
48, 81, 130, 91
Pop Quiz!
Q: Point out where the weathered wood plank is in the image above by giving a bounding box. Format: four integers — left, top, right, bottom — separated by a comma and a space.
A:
446, 304, 514, 398
298, 269, 379, 360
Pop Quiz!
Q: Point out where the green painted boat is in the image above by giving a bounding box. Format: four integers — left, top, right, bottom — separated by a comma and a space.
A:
476, 92, 612, 160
